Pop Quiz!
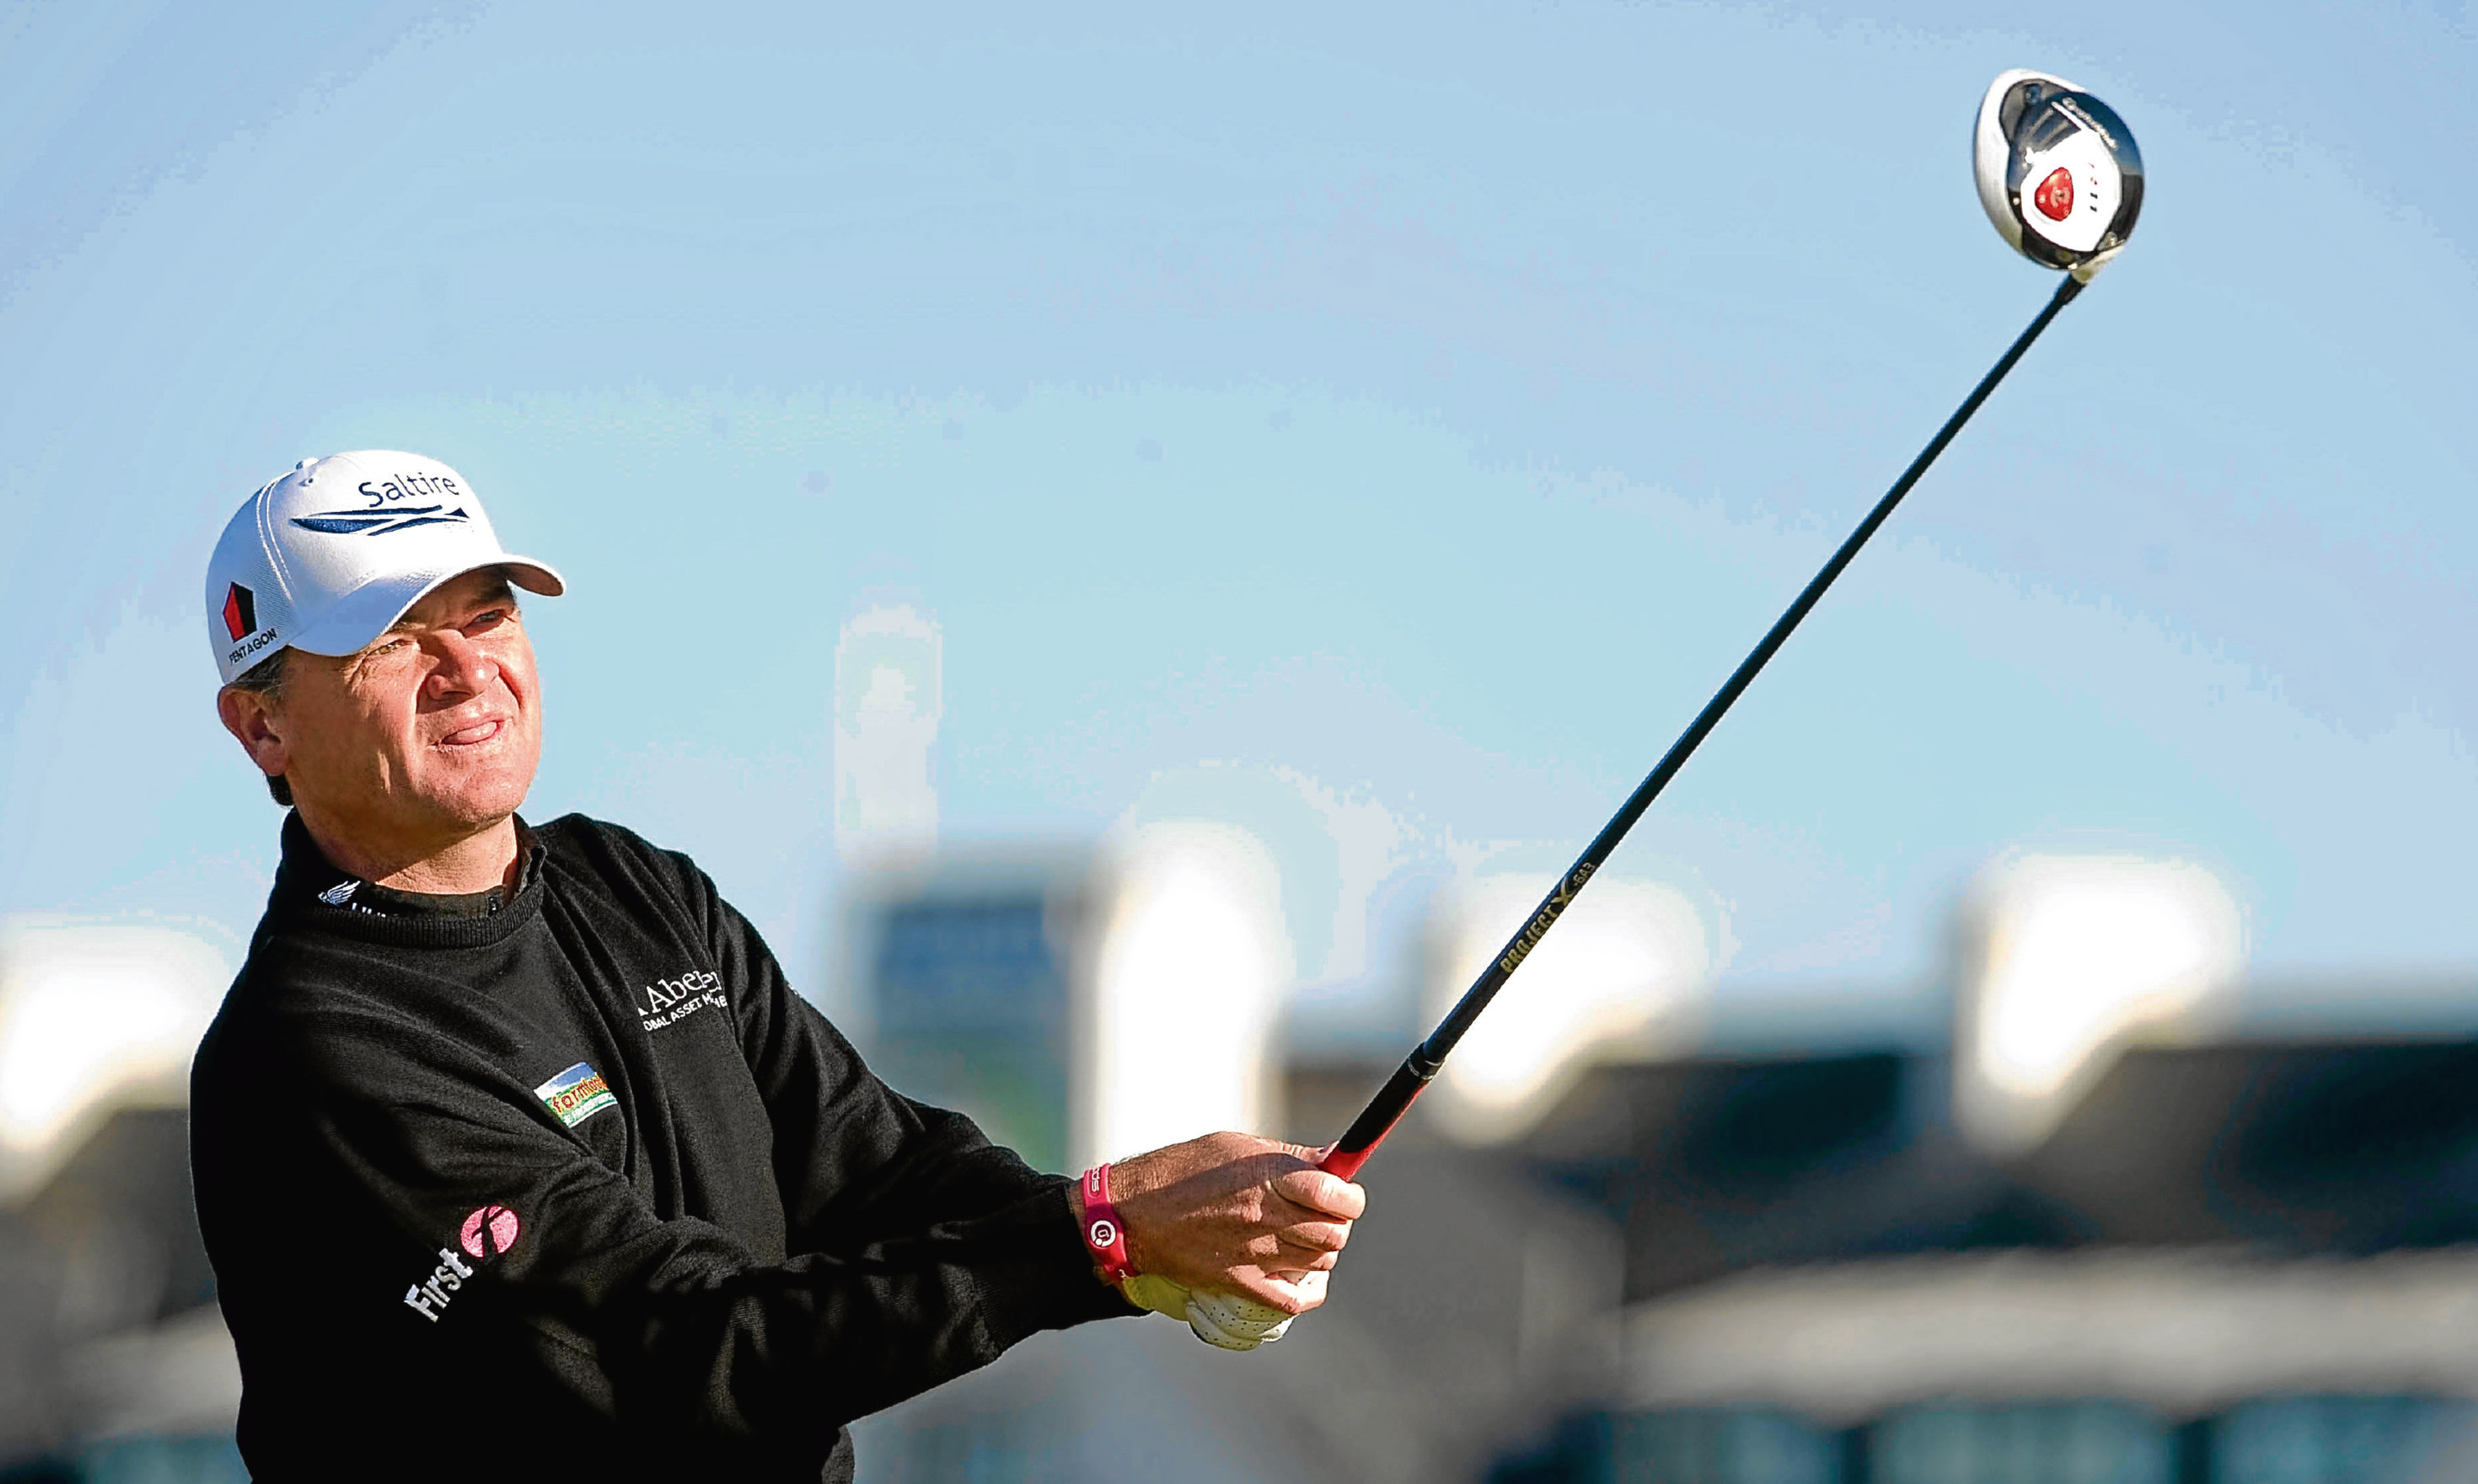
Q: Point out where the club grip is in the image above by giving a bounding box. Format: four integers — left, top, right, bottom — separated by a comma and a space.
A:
1317, 1143, 1371, 1180
1316, 1058, 1433, 1180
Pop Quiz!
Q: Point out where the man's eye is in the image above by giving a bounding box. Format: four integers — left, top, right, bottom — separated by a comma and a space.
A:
468, 609, 509, 633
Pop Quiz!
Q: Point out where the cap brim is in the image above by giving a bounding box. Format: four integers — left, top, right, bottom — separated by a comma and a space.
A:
287, 555, 566, 657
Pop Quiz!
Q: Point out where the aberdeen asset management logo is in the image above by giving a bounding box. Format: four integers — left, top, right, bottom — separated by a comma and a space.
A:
634, 969, 728, 1033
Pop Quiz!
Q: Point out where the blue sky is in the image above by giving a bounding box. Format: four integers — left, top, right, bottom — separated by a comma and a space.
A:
2, 1, 2471, 1041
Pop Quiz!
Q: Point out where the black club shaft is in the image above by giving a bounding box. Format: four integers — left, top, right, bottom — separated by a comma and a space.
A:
1320, 273, 2087, 1179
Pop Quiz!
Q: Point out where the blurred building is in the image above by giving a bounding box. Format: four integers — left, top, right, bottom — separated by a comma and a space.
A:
0, 921, 241, 1482
1488, 1027, 2478, 1484
850, 851, 1085, 1175
1477, 853, 2478, 1484
847, 824, 1290, 1185
852, 852, 2478, 1484
835, 602, 943, 871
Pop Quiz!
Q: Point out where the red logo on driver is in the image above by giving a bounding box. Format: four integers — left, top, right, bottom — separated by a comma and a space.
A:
460, 1204, 520, 1259
2033, 166, 2074, 220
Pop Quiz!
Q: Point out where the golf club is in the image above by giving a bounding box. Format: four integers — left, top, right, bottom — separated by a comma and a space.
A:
1316, 68, 2146, 1184
1178, 67, 2144, 1351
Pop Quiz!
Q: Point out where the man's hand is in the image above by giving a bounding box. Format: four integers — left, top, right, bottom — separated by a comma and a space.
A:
1106, 1131, 1365, 1319
1119, 1271, 1327, 1350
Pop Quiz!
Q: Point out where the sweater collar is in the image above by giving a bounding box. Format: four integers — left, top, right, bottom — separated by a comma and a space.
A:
273, 813, 547, 945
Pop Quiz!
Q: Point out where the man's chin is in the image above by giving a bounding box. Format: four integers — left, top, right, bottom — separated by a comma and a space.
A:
417, 761, 538, 832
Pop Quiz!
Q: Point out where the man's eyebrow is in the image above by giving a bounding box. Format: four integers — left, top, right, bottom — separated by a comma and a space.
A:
439, 574, 520, 612
378, 580, 521, 642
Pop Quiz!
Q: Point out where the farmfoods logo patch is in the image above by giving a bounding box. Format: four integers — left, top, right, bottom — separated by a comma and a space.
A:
534, 1061, 615, 1129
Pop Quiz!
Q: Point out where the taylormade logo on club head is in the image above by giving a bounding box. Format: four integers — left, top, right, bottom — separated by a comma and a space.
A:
1973, 69, 2144, 280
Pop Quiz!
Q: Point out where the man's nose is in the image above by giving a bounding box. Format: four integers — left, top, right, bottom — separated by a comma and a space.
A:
425, 631, 501, 697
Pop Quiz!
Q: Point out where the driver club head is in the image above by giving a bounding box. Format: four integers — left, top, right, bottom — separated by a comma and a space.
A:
1974, 69, 2145, 281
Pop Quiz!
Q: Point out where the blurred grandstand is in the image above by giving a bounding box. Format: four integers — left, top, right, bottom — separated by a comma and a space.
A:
7, 849, 2478, 1482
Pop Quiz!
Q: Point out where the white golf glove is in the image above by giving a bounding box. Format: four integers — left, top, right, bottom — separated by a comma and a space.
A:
1120, 1271, 1323, 1351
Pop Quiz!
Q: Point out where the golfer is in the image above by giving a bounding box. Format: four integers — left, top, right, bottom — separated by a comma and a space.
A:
191, 451, 1364, 1481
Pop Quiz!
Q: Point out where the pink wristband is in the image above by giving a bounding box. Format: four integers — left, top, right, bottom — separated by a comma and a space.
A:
1079, 1164, 1136, 1283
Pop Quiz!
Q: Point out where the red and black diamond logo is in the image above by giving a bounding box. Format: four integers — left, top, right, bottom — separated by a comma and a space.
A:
221, 583, 258, 642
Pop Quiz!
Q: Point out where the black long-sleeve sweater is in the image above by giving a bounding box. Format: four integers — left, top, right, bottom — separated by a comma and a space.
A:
190, 813, 1130, 1482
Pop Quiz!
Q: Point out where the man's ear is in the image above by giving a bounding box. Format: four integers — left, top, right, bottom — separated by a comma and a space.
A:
216, 685, 292, 783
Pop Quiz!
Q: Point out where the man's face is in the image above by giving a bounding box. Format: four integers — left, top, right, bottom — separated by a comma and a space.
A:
252, 569, 542, 847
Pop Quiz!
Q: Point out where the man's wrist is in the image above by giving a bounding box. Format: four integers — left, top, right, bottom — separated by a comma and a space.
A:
1077, 1164, 1137, 1284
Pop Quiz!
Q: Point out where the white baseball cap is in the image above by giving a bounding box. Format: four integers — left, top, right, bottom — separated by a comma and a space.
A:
206, 451, 565, 686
